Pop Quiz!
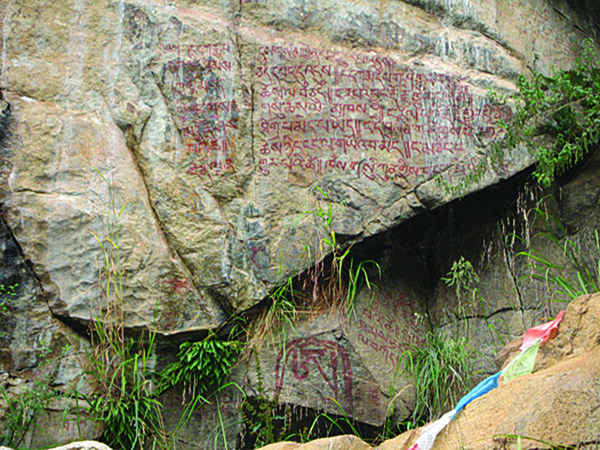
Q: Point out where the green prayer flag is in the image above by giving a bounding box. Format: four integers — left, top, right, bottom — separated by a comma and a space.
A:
502, 339, 541, 383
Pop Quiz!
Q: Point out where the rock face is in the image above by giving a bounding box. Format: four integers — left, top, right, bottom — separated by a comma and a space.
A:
0, 0, 599, 446
0, 0, 591, 333
248, 260, 428, 427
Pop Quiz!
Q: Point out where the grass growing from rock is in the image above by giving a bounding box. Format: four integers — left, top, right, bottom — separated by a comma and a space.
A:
402, 332, 477, 423
85, 189, 166, 449
247, 186, 380, 353
515, 198, 600, 304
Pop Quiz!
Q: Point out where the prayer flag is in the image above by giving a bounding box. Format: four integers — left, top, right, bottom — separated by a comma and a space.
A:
520, 310, 565, 350
502, 338, 541, 383
453, 372, 501, 416
412, 409, 456, 450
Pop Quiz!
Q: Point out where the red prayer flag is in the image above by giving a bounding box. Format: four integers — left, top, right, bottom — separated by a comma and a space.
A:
520, 310, 565, 350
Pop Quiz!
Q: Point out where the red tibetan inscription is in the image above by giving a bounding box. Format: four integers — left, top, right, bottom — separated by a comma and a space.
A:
253, 44, 511, 183
274, 337, 353, 410
160, 43, 238, 180
159, 40, 511, 182
357, 289, 426, 368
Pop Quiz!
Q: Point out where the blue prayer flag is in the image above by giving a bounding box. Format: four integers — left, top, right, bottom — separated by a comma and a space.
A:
452, 372, 501, 417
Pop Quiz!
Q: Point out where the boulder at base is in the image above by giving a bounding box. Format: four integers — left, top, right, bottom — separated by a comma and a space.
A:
380, 293, 600, 450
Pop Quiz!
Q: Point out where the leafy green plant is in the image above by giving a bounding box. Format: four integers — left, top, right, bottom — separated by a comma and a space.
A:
89, 346, 164, 449
442, 256, 480, 317
443, 39, 600, 196
442, 254, 516, 349
159, 331, 243, 401
402, 332, 477, 423
503, 39, 600, 188
85, 298, 165, 449
442, 256, 480, 298
249, 187, 380, 353
249, 277, 297, 352
0, 283, 17, 342
441, 255, 486, 340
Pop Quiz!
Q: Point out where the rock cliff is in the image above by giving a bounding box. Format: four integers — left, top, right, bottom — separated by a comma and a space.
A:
0, 0, 590, 332
0, 0, 599, 447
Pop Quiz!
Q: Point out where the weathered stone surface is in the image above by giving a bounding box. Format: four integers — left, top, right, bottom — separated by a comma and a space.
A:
246, 148, 600, 427
246, 271, 427, 427
0, 0, 593, 335
248, 318, 389, 427
160, 382, 243, 450
258, 443, 301, 450
253, 436, 374, 450
1, 95, 225, 333
301, 435, 372, 450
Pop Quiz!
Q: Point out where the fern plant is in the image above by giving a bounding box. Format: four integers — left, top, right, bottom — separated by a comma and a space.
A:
159, 331, 243, 401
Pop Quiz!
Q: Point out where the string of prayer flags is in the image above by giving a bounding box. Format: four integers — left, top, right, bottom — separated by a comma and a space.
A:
406, 310, 566, 450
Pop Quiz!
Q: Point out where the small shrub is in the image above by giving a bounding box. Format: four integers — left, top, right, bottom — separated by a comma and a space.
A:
505, 39, 600, 188
443, 39, 600, 196
442, 256, 480, 320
